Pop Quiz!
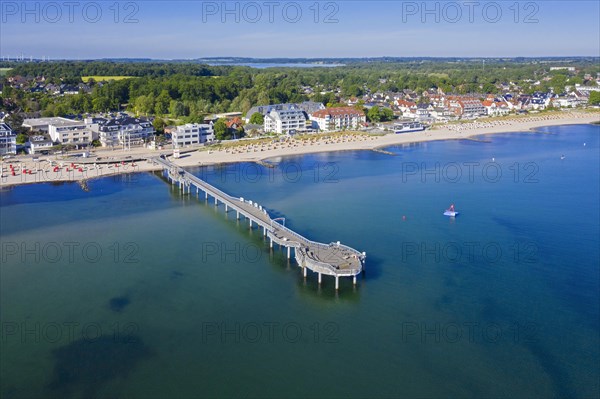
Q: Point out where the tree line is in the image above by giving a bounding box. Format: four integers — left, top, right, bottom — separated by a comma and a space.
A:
1, 60, 598, 124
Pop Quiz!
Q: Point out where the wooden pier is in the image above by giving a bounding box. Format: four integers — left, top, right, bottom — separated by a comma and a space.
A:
151, 156, 366, 290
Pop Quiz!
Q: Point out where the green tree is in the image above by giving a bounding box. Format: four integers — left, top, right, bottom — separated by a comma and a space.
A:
550, 73, 567, 94
380, 107, 394, 121
482, 83, 496, 94
169, 100, 187, 117
589, 91, 600, 105
54, 103, 68, 117
16, 133, 28, 144
214, 118, 229, 140
154, 90, 171, 115
153, 117, 166, 134
92, 96, 110, 113
249, 112, 264, 124
134, 95, 154, 115
367, 106, 381, 122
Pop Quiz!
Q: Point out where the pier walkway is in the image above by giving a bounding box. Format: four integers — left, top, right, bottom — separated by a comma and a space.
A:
151, 156, 366, 289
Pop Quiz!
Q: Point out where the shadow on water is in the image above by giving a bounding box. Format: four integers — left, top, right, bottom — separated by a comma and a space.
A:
521, 337, 574, 398
491, 215, 531, 238
152, 169, 368, 302
475, 297, 575, 397
170, 270, 184, 280
295, 275, 362, 303
108, 296, 131, 312
45, 335, 152, 399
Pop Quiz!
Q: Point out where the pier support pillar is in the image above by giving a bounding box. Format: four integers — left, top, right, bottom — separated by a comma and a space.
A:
270, 237, 273, 248
225, 204, 228, 213
236, 211, 240, 220
353, 275, 357, 285
303, 267, 307, 278
263, 226, 267, 236
318, 273, 322, 284
205, 191, 208, 201
335, 276, 339, 290
287, 246, 291, 259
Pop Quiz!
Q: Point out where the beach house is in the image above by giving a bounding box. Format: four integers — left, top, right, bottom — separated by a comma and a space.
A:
309, 107, 366, 132
264, 108, 307, 134
172, 123, 215, 148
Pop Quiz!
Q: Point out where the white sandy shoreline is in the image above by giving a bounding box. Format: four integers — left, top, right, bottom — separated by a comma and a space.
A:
1, 112, 598, 189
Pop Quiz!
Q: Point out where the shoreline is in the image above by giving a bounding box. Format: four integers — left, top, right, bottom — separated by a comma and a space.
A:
1, 112, 598, 189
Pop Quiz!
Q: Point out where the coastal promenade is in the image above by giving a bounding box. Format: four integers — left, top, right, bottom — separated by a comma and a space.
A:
2, 112, 597, 188
151, 156, 366, 290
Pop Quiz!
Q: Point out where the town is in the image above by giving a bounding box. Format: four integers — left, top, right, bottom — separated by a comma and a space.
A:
1, 60, 600, 158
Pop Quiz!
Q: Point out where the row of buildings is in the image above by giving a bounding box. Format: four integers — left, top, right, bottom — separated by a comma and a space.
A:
248, 101, 367, 134
351, 84, 598, 122
17, 114, 217, 153
20, 115, 155, 152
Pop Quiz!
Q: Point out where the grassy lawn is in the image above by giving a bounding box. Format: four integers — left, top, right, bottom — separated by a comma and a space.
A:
0, 68, 13, 76
81, 76, 135, 82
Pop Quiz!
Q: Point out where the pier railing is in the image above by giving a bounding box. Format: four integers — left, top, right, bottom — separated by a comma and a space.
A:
151, 156, 365, 285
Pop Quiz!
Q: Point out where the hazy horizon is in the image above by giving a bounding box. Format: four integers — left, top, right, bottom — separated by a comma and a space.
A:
2, 1, 599, 59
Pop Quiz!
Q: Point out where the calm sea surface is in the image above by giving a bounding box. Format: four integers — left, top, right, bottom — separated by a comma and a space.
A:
1, 124, 598, 398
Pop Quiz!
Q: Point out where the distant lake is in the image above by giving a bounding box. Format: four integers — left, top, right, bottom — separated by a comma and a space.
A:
205, 62, 344, 68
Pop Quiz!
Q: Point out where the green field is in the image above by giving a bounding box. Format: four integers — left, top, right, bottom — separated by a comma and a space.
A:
0, 68, 13, 76
81, 76, 135, 82
428, 72, 449, 78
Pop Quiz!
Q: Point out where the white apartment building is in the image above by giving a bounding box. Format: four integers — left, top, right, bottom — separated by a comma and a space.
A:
48, 119, 94, 146
172, 123, 215, 148
95, 117, 154, 148
0, 122, 16, 155
264, 109, 307, 134
27, 136, 54, 154
23, 117, 95, 146
309, 107, 366, 132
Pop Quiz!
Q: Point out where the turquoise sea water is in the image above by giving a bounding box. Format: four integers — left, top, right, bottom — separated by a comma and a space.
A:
1, 124, 599, 398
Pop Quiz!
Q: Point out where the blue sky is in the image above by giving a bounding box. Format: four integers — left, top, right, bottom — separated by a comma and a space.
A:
1, 1, 599, 59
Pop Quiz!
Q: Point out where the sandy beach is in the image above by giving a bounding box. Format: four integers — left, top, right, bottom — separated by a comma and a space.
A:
1, 111, 598, 188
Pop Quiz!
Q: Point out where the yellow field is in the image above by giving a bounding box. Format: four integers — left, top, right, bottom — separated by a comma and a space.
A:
81, 76, 135, 82
428, 72, 449, 78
